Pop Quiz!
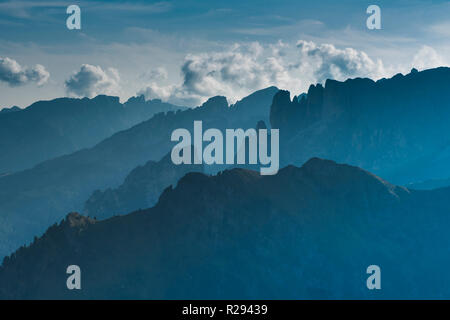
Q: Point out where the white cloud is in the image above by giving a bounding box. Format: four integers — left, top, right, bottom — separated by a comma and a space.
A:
138, 40, 391, 106
296, 40, 387, 82
139, 42, 267, 105
65, 64, 120, 98
412, 45, 447, 71
139, 82, 175, 101
139, 67, 168, 82
0, 57, 49, 87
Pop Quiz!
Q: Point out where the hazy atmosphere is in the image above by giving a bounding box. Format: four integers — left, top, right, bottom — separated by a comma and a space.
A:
2, 0, 450, 303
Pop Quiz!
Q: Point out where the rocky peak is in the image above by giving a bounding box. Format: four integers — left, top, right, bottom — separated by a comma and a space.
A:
201, 96, 228, 110
62, 212, 96, 229
125, 95, 146, 105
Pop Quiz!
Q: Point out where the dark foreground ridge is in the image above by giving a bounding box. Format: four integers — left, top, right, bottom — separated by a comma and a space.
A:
1, 158, 449, 299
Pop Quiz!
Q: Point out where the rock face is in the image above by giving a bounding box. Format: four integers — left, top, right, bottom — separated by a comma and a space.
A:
2, 158, 450, 299
84, 152, 203, 219
0, 95, 184, 174
269, 67, 450, 184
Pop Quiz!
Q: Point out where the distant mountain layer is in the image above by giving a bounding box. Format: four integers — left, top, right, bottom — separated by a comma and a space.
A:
2, 66, 450, 267
0, 95, 184, 174
0, 87, 279, 258
2, 158, 450, 299
0, 106, 21, 114
406, 177, 450, 190
84, 152, 203, 219
270, 67, 450, 184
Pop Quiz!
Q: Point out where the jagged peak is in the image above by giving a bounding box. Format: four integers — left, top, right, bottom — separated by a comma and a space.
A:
125, 94, 146, 104
272, 90, 291, 104
200, 96, 228, 109
91, 95, 120, 104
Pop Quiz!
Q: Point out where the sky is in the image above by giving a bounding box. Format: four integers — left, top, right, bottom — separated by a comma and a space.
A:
0, 0, 449, 109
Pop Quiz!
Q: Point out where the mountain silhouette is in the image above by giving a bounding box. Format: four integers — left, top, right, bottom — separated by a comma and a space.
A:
0, 87, 279, 258
0, 106, 21, 114
270, 67, 450, 184
84, 150, 203, 219
1, 158, 450, 299
0, 95, 184, 174
407, 176, 450, 190
2, 67, 450, 285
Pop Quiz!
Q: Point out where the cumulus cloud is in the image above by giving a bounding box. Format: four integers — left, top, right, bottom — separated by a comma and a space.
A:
296, 40, 386, 82
412, 45, 447, 71
0, 57, 49, 87
139, 42, 295, 106
138, 40, 392, 106
139, 67, 168, 82
65, 64, 120, 98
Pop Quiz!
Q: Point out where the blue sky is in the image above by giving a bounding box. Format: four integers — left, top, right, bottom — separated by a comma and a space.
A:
0, 0, 449, 108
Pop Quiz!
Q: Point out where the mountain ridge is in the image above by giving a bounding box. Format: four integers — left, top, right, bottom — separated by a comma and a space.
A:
0, 94, 185, 174
270, 67, 450, 184
0, 86, 279, 259
2, 158, 448, 299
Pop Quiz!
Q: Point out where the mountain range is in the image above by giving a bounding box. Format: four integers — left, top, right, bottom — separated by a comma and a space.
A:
271, 67, 450, 184
1, 158, 450, 299
0, 95, 184, 174
1, 67, 450, 298
84, 151, 203, 219
0, 106, 21, 114
0, 87, 278, 258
